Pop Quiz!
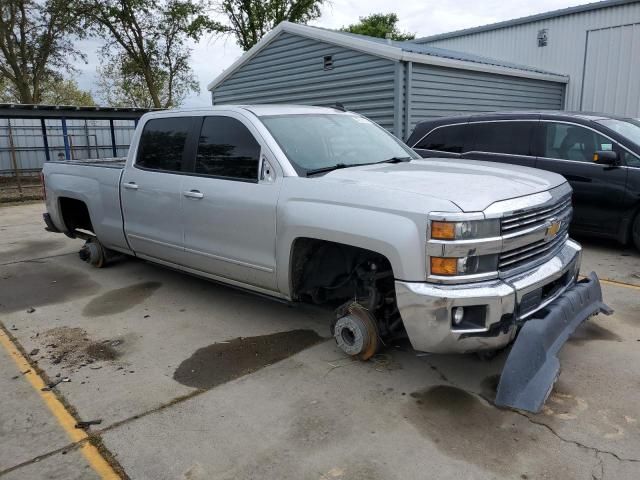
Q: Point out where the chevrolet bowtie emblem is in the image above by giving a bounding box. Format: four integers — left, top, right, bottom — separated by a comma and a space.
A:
545, 219, 562, 241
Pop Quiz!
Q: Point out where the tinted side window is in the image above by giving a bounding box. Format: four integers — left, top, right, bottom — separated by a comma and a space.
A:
542, 123, 613, 163
468, 121, 534, 156
137, 118, 190, 171
415, 124, 467, 153
621, 150, 640, 167
195, 116, 260, 180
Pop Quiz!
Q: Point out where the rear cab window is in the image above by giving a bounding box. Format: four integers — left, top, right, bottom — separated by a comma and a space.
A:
136, 117, 191, 172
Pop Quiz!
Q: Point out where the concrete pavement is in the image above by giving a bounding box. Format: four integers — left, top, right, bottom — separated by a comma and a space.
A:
1, 202, 639, 479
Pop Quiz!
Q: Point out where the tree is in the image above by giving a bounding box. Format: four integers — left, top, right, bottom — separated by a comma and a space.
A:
40, 79, 95, 105
96, 54, 195, 108
218, 0, 325, 51
0, 0, 85, 104
0, 76, 11, 102
341, 13, 415, 41
0, 75, 93, 105
81, 0, 219, 108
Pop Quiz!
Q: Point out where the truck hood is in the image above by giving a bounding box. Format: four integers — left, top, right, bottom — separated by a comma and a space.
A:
322, 159, 567, 212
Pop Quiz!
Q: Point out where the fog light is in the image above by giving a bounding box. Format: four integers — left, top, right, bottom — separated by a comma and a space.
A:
453, 306, 465, 325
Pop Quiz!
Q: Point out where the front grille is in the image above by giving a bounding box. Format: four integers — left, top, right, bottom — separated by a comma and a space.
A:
499, 230, 569, 271
501, 196, 572, 236
498, 195, 572, 273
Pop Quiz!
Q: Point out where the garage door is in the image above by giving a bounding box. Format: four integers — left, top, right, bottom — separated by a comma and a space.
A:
581, 23, 640, 117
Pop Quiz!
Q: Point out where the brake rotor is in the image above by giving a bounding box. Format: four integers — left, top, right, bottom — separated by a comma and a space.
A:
333, 304, 379, 361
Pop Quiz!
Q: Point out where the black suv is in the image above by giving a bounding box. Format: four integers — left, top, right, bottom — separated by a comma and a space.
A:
407, 111, 640, 249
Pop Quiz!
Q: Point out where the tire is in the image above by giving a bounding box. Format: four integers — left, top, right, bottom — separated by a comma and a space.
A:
633, 213, 640, 251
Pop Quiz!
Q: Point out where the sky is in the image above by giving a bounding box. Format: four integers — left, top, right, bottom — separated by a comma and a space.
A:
75, 0, 589, 107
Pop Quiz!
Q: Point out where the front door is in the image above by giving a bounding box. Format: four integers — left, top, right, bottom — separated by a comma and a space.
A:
121, 116, 195, 265
534, 121, 628, 235
181, 114, 281, 291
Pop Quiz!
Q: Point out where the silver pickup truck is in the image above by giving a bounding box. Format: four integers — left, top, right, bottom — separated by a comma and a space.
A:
42, 105, 610, 412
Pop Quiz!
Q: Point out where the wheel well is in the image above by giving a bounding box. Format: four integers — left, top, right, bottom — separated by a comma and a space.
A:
289, 238, 404, 339
290, 238, 392, 300
59, 197, 94, 234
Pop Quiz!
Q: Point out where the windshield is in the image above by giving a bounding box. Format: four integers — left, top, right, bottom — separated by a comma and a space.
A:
595, 118, 640, 147
260, 114, 419, 175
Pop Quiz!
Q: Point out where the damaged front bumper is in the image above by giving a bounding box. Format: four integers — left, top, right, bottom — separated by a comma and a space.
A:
396, 238, 612, 412
395, 239, 583, 354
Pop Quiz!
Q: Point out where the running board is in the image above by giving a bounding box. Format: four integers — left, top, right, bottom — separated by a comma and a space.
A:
495, 272, 613, 413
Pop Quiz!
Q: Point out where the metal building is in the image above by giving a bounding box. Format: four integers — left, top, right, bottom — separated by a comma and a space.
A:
208, 22, 568, 139
0, 104, 154, 175
414, 0, 640, 117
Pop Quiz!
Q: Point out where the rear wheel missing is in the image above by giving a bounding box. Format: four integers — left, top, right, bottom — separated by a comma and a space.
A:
78, 238, 120, 268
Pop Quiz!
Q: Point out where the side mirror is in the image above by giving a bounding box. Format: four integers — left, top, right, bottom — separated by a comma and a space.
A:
593, 150, 618, 165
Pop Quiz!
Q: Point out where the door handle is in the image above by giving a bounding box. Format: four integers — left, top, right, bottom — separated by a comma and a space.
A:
183, 189, 204, 199
123, 182, 138, 190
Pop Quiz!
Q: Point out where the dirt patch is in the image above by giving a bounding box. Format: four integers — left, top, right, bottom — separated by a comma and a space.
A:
568, 321, 622, 345
0, 261, 100, 313
82, 281, 162, 317
173, 329, 325, 389
405, 385, 564, 477
39, 326, 124, 368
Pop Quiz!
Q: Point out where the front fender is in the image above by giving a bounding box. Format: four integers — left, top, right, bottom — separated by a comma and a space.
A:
276, 199, 428, 297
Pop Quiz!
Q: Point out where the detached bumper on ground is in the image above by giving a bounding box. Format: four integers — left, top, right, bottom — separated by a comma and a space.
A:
495, 272, 612, 412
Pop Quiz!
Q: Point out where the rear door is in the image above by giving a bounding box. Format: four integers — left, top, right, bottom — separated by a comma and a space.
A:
121, 116, 196, 265
534, 121, 628, 234
180, 113, 281, 291
462, 120, 538, 168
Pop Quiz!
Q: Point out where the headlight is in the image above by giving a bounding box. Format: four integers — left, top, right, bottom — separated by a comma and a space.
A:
430, 219, 500, 240
430, 254, 499, 276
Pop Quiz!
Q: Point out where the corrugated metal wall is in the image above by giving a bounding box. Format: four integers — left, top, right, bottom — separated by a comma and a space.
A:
0, 119, 135, 174
212, 32, 398, 133
408, 64, 565, 130
581, 23, 640, 116
417, 2, 640, 115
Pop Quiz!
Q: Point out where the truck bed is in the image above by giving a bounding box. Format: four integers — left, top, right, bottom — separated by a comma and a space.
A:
42, 158, 129, 254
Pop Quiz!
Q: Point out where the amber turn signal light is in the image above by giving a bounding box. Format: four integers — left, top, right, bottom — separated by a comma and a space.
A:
431, 221, 456, 240
430, 257, 458, 276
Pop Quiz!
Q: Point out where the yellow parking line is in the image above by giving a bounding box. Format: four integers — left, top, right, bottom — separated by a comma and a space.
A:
579, 275, 640, 291
0, 328, 120, 479
600, 278, 640, 291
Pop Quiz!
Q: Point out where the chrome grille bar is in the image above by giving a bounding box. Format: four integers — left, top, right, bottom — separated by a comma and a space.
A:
499, 231, 569, 270
501, 197, 572, 234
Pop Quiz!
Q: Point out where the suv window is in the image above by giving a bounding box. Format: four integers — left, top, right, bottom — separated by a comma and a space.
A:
137, 117, 190, 171
467, 121, 534, 156
195, 116, 260, 180
542, 122, 613, 163
414, 124, 466, 153
621, 150, 640, 167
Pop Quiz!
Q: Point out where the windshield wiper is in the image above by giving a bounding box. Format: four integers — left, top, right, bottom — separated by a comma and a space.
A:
305, 163, 349, 176
305, 157, 412, 177
376, 156, 412, 164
